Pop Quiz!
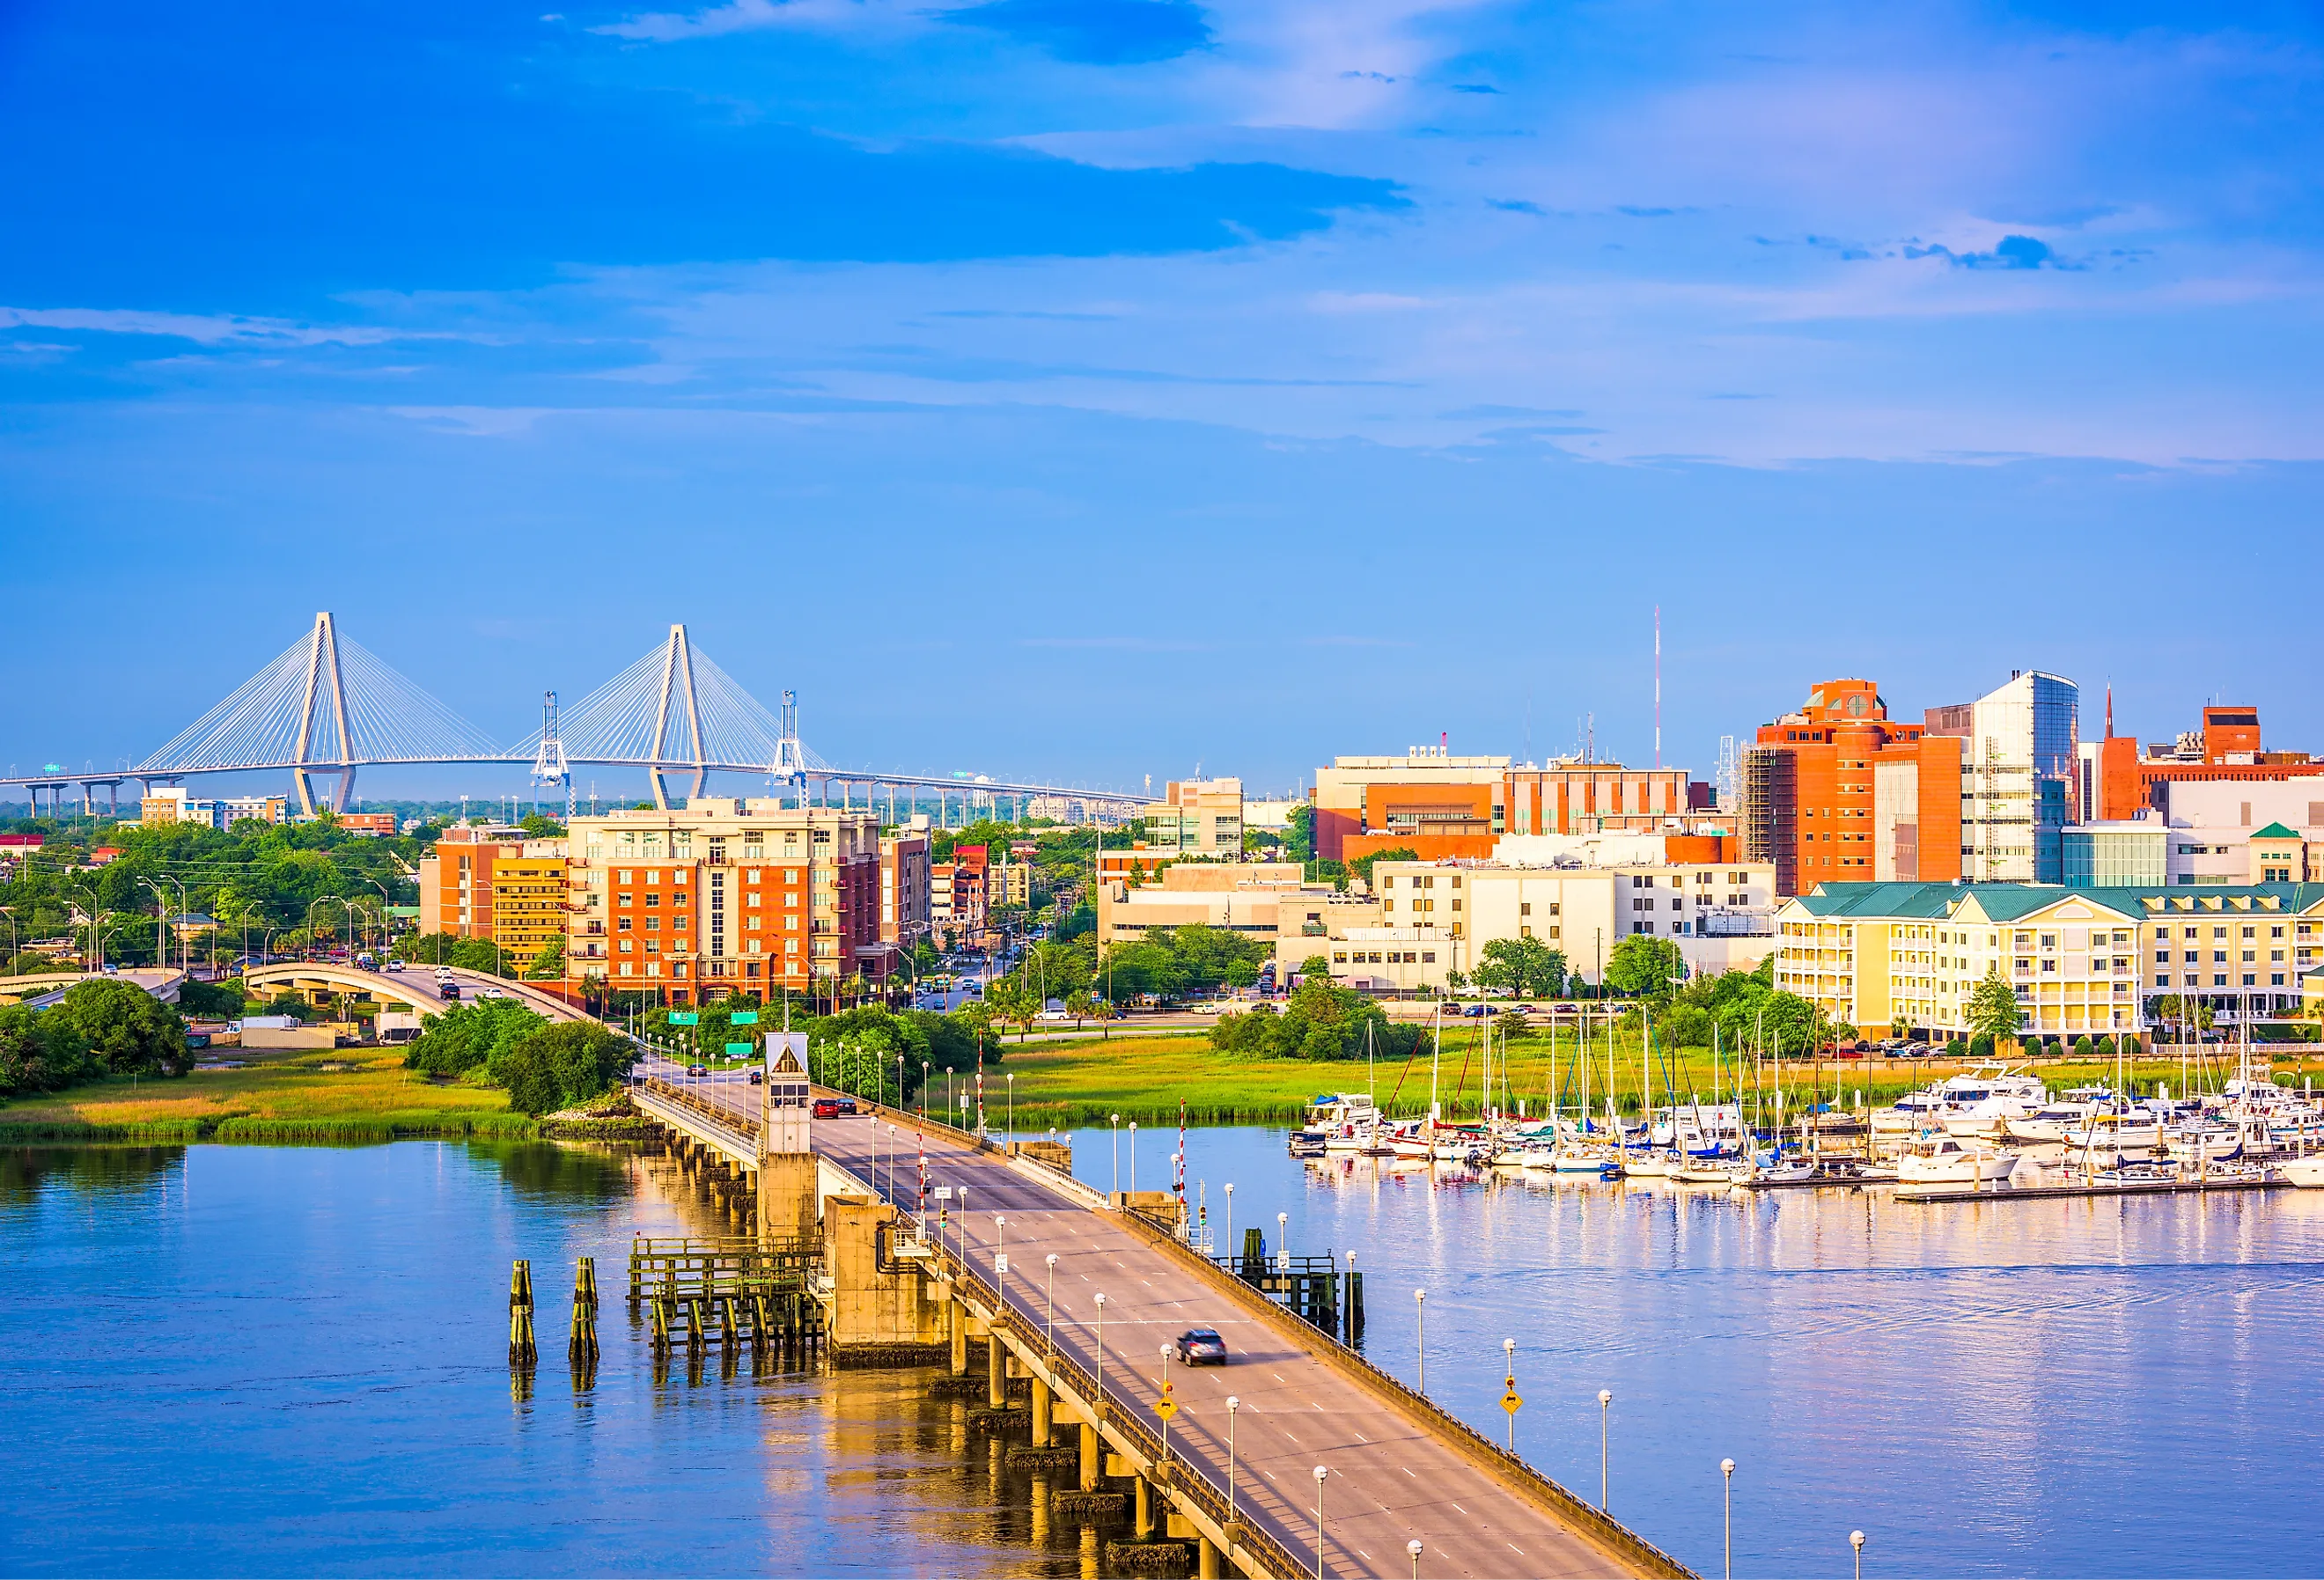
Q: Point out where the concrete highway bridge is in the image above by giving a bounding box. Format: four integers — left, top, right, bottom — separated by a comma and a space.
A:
627, 1055, 1692, 1580
239, 961, 585, 1022
0, 967, 188, 1008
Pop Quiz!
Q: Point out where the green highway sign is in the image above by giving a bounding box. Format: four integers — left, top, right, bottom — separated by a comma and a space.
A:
729, 1010, 759, 1025
668, 1012, 700, 1025
725, 1042, 754, 1057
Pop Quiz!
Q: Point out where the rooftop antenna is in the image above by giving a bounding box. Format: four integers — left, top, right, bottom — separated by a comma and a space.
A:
530, 689, 572, 822
1653, 606, 1662, 770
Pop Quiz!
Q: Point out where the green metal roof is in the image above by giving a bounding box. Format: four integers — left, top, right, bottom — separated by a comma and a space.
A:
1791, 879, 2324, 923
2253, 822, 2301, 840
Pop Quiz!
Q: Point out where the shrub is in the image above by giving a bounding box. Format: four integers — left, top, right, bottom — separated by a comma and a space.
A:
2072, 1034, 2095, 1059
1968, 1032, 1995, 1059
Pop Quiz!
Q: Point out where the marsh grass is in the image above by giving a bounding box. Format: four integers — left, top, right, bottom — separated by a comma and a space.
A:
0, 1047, 536, 1143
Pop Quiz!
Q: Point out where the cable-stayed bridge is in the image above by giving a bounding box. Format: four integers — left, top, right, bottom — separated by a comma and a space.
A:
5, 613, 1144, 819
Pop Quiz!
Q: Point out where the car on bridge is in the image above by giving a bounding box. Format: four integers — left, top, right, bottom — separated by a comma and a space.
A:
687, 1062, 708, 1077
812, 1098, 842, 1119
1174, 1327, 1229, 1365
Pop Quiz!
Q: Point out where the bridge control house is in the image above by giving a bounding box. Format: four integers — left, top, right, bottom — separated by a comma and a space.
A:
563, 800, 923, 1003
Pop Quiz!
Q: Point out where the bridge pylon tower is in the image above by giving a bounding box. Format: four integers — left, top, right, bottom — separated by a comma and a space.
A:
647, 624, 708, 811
530, 689, 574, 822
292, 612, 356, 817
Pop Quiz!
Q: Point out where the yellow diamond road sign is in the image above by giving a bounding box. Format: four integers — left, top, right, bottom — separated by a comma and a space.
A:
1501, 1391, 1523, 1415
1156, 1397, 1178, 1421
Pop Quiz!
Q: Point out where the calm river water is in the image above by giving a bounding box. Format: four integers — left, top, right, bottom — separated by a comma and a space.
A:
8, 1128, 2324, 1577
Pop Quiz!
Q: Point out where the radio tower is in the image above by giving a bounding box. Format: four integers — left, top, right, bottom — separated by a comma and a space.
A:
530, 689, 572, 822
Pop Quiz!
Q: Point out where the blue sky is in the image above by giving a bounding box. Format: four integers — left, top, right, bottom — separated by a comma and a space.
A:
3, 0, 2320, 802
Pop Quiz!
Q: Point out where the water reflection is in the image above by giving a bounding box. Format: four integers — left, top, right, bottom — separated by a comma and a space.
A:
1067, 1124, 2324, 1578
2, 1140, 1136, 1579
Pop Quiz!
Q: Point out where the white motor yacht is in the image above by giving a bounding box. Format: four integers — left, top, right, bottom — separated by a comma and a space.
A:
1895, 1134, 2019, 1187
1933, 1067, 2048, 1137
2280, 1155, 2324, 1187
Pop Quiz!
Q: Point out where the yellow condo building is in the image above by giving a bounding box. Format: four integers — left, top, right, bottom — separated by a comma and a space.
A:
1775, 880, 2324, 1039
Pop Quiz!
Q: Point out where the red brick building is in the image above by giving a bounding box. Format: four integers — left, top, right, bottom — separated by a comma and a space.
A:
1744, 679, 1963, 896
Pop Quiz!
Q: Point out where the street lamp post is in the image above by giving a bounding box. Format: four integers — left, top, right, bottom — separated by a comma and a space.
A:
1721, 1458, 1736, 1580
994, 1215, 1007, 1289
1129, 1121, 1138, 1194
1598, 1389, 1613, 1510
921, 1061, 930, 1125
1276, 1211, 1289, 1271
1504, 1338, 1517, 1450
1414, 1289, 1426, 1393
1224, 1182, 1235, 1268
1408, 1540, 1423, 1580
1225, 1394, 1239, 1523
1158, 1341, 1174, 1469
1008, 1071, 1015, 1149
1110, 1113, 1121, 1202
1044, 1253, 1058, 1362
1850, 1530, 1866, 1580
1092, 1291, 1107, 1418
1312, 1465, 1329, 1580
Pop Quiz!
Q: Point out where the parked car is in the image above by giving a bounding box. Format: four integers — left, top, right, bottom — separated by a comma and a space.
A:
1174, 1327, 1229, 1365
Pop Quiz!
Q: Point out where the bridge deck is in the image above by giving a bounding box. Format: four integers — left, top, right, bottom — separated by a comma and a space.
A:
647, 1057, 1682, 1580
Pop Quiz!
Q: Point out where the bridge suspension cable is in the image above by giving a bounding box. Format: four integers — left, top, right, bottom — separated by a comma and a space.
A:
133, 612, 500, 813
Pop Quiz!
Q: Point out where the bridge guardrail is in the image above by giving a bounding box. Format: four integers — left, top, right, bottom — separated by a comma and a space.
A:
935, 1246, 1313, 1580
1106, 1199, 1698, 1579
656, 1072, 1692, 1576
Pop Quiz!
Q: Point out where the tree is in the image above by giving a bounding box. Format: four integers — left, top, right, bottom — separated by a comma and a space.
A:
1966, 965, 2024, 1042
524, 935, 567, 981
1604, 934, 1686, 1000
1349, 846, 1418, 890
0, 1003, 97, 1099
402, 997, 548, 1078
1065, 988, 1096, 1026
497, 1022, 634, 1115
55, 979, 191, 1077
1472, 937, 1568, 999
1285, 805, 1315, 864
2151, 995, 2215, 1033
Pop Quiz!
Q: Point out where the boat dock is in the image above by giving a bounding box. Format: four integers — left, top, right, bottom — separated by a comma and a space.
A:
1900, 1175, 2290, 1204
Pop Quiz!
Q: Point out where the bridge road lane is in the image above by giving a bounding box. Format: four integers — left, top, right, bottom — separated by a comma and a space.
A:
656, 1065, 1641, 1580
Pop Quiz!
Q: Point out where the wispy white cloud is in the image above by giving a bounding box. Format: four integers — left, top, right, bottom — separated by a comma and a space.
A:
0, 305, 464, 349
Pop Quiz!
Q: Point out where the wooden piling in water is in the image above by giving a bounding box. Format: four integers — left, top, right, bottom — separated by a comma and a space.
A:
569, 1256, 600, 1367
508, 1260, 537, 1367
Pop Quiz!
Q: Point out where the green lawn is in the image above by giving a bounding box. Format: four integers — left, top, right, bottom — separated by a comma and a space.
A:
0, 1044, 533, 1142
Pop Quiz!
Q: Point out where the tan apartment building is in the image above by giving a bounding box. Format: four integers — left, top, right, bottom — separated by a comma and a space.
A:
565, 799, 887, 1003
416, 827, 564, 944
1287, 854, 1777, 995
1141, 777, 1244, 855
1096, 861, 1348, 950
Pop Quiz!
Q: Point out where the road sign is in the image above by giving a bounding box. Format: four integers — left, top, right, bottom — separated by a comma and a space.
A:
668, 1011, 700, 1026
724, 1042, 753, 1057
1155, 1397, 1177, 1422
934, 1187, 954, 1201
1501, 1390, 1523, 1415
729, 1010, 759, 1025
995, 1253, 1009, 1278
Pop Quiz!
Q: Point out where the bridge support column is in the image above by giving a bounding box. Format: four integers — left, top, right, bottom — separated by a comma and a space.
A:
949, 1294, 968, 1375
1031, 1376, 1052, 1446
756, 1153, 817, 1245
1196, 1535, 1222, 1579
1078, 1421, 1099, 1492
986, 1332, 1007, 1408
1133, 1475, 1154, 1540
